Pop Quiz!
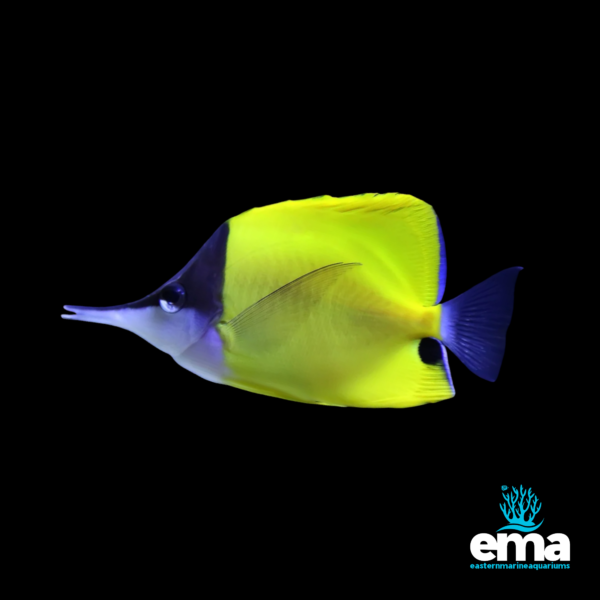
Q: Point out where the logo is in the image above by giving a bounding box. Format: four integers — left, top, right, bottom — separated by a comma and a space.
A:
470, 485, 570, 568
498, 485, 543, 532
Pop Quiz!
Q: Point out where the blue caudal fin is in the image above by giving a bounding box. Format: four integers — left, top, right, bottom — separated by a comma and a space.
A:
440, 267, 522, 382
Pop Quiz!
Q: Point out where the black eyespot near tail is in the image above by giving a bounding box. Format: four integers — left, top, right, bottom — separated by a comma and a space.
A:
418, 337, 444, 365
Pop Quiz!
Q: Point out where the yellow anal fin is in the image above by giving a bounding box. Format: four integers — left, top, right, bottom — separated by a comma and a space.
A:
227, 378, 347, 407
344, 338, 455, 408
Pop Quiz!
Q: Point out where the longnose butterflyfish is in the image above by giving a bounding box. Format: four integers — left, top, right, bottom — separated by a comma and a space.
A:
62, 194, 521, 408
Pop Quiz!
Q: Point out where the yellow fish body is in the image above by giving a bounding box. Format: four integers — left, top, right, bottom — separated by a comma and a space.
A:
218, 193, 520, 407
63, 193, 521, 408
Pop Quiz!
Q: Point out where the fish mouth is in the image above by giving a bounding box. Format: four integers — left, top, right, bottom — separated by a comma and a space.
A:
61, 305, 126, 326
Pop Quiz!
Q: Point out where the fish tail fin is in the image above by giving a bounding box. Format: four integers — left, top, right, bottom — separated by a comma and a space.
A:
440, 267, 522, 382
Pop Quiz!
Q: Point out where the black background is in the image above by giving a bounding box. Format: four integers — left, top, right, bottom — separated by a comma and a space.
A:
41, 20, 589, 590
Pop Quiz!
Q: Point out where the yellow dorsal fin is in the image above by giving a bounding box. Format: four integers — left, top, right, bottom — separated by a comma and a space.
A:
232, 193, 445, 308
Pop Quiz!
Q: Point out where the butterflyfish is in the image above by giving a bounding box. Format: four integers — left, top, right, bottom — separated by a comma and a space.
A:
62, 194, 521, 408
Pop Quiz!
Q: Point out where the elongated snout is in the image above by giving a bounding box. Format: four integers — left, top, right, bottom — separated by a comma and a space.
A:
62, 297, 210, 358
61, 304, 130, 326
61, 298, 162, 339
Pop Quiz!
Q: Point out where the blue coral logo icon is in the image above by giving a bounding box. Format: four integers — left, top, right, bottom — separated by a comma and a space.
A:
498, 485, 544, 533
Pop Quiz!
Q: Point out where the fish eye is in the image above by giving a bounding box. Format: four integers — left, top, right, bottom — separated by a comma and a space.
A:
159, 283, 186, 313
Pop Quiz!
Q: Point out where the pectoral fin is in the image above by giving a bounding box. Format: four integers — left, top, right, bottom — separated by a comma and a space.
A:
220, 262, 360, 353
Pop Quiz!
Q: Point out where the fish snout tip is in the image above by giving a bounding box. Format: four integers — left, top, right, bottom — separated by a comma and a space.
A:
62, 305, 76, 320
61, 304, 114, 325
